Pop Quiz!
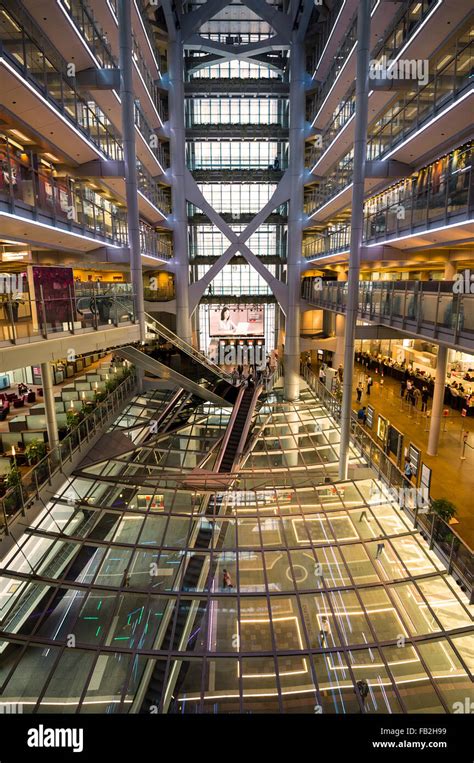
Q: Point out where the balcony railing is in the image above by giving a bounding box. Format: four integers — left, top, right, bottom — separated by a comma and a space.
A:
0, 369, 138, 536
302, 279, 474, 349
134, 102, 169, 169
302, 366, 473, 602
139, 223, 172, 260
0, 286, 138, 348
136, 160, 170, 213
58, 0, 116, 70
0, 144, 129, 245
306, 38, 473, 211
307, 0, 438, 124
0, 1, 123, 161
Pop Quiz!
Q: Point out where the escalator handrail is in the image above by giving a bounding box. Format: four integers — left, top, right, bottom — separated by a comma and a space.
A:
144, 313, 232, 382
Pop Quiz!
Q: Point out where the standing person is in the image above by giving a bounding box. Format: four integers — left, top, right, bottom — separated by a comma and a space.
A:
337, 364, 343, 382
413, 386, 421, 409
319, 615, 331, 646
404, 457, 413, 482
405, 379, 412, 401
356, 382, 363, 403
421, 385, 429, 413
400, 379, 407, 398
366, 375, 373, 396
379, 376, 384, 393
222, 569, 233, 589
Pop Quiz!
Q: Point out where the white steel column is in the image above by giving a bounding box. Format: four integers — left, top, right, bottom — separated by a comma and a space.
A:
284, 32, 305, 401
334, 270, 347, 369
41, 362, 59, 450
118, 0, 145, 341
427, 345, 448, 456
338, 0, 371, 479
168, 33, 192, 344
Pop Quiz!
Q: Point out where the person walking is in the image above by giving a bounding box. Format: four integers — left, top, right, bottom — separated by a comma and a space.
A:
375, 541, 385, 559
338, 364, 343, 382
366, 375, 373, 396
356, 382, 363, 403
400, 379, 407, 398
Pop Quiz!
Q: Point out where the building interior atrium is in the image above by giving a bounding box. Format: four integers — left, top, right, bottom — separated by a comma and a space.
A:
0, 0, 472, 728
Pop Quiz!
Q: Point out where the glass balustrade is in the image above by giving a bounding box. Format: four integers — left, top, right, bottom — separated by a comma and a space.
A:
306, 34, 473, 212
302, 279, 474, 341
0, 286, 137, 347
0, 2, 123, 161
304, 142, 473, 258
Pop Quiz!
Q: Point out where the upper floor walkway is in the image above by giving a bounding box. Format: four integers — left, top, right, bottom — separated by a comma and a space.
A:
302, 278, 474, 353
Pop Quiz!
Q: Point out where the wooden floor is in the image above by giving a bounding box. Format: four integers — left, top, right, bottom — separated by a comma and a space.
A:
350, 363, 474, 550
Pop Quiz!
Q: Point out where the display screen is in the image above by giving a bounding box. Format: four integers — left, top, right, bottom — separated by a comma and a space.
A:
209, 305, 264, 336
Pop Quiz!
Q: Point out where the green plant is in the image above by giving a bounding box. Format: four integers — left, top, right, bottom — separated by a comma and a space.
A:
25, 439, 46, 465
6, 466, 21, 490
66, 410, 79, 429
430, 498, 457, 523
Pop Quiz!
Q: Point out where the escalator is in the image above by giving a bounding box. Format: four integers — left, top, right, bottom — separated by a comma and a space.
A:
116, 346, 228, 406
218, 385, 258, 473
144, 313, 231, 383
138, 384, 261, 713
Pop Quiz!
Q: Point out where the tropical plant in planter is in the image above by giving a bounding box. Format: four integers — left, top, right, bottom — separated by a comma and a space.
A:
5, 466, 23, 515
25, 439, 46, 466
66, 410, 80, 430
430, 498, 457, 523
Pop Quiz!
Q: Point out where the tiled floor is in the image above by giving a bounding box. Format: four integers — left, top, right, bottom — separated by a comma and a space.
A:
350, 363, 474, 549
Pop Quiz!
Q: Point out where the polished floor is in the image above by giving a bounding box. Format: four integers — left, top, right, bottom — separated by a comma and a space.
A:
349, 364, 474, 549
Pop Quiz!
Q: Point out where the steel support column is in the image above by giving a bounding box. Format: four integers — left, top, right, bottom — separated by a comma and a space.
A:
338, 0, 371, 480
118, 0, 145, 341
427, 345, 448, 457
41, 362, 59, 450
168, 34, 192, 343
284, 33, 305, 401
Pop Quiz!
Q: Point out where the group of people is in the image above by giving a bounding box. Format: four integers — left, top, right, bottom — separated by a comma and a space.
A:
400, 378, 430, 412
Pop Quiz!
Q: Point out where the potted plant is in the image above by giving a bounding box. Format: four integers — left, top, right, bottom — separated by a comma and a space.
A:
430, 498, 457, 523
25, 439, 46, 466
5, 466, 23, 515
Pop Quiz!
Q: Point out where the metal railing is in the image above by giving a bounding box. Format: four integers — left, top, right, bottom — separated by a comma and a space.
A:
0, 287, 137, 347
302, 366, 473, 601
304, 142, 473, 250
302, 278, 474, 349
144, 313, 232, 382
0, 370, 138, 536
139, 223, 172, 260
306, 42, 473, 212
0, 0, 123, 161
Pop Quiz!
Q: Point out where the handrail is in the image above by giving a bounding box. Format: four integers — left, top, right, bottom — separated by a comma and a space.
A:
144, 313, 232, 382
302, 366, 473, 599
0, 370, 138, 536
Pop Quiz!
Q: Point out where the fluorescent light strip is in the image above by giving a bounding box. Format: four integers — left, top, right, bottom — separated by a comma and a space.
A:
309, 183, 353, 218
134, 125, 165, 174
133, 0, 161, 74
0, 57, 108, 161
313, 0, 347, 76
134, 61, 163, 127
388, 0, 443, 67
384, 87, 474, 159
0, 210, 125, 247
364, 217, 474, 246
311, 0, 380, 127
137, 190, 167, 217
56, 0, 103, 71
311, 113, 355, 172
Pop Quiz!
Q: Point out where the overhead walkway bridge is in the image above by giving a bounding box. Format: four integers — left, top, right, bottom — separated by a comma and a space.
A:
302, 279, 474, 353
